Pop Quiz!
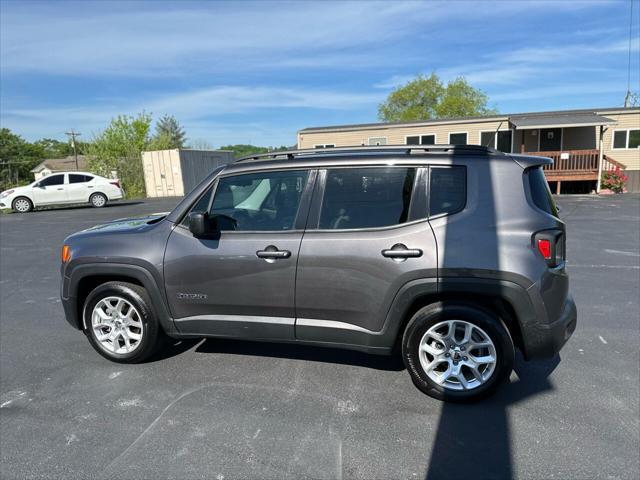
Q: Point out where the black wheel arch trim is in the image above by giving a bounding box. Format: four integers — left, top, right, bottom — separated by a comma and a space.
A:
61, 262, 177, 335
382, 275, 554, 359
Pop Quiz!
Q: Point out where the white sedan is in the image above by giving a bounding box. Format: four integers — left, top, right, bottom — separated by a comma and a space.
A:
0, 172, 124, 213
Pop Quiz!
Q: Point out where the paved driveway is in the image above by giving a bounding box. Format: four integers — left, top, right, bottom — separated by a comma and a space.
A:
1, 195, 638, 479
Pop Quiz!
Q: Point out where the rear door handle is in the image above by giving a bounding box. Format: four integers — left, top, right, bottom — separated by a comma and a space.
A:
256, 246, 291, 259
57, 188, 64, 191
382, 243, 423, 260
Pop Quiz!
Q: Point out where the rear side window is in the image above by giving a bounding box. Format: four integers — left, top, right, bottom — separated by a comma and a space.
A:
429, 167, 466, 216
527, 167, 558, 217
319, 167, 415, 229
69, 174, 93, 183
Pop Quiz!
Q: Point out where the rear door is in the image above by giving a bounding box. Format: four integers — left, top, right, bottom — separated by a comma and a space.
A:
294, 166, 438, 345
66, 174, 93, 202
164, 168, 315, 340
32, 174, 68, 205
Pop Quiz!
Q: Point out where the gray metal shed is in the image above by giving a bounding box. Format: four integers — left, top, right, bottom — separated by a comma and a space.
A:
142, 149, 233, 197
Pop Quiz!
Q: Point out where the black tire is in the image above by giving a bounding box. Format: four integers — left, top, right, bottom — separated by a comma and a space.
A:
402, 302, 514, 402
83, 281, 163, 363
12, 196, 33, 213
90, 192, 108, 208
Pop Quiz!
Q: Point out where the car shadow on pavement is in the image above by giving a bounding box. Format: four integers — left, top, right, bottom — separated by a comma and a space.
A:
196, 338, 406, 371
29, 201, 145, 213
425, 353, 560, 479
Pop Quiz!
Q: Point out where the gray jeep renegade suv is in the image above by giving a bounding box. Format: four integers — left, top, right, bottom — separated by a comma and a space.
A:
60, 145, 576, 401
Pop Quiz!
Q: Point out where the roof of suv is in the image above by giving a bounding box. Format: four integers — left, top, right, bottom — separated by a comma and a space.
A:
166, 145, 553, 223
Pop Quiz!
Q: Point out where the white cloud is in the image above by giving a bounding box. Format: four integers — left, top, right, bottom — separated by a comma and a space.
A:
0, 84, 384, 143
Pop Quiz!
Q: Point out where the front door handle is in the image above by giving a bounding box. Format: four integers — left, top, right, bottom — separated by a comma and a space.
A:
382, 243, 423, 260
57, 188, 64, 190
256, 245, 291, 259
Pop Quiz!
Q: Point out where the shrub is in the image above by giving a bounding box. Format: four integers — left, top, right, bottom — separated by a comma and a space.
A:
600, 167, 628, 193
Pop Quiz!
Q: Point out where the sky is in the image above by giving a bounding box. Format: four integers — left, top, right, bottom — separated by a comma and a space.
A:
1, 0, 639, 147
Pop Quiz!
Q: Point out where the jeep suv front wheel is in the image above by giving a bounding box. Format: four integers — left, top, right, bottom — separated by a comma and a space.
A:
402, 302, 514, 402
83, 281, 162, 363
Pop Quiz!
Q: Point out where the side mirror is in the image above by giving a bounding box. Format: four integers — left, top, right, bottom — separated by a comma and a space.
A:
188, 211, 207, 237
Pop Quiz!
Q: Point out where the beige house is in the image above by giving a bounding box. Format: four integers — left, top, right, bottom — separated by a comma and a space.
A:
298, 107, 640, 192
30, 155, 88, 180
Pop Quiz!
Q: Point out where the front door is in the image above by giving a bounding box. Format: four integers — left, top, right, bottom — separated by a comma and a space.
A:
294, 167, 438, 347
164, 168, 314, 340
539, 128, 562, 151
32, 173, 68, 204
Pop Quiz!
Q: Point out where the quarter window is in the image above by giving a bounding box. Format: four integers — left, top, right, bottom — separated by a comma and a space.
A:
38, 175, 64, 187
209, 170, 309, 231
429, 167, 466, 216
319, 167, 416, 229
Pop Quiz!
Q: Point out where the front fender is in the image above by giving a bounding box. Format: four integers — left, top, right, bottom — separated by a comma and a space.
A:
60, 262, 177, 335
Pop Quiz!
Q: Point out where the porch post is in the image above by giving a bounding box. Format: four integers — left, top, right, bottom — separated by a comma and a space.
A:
596, 125, 605, 194
520, 129, 525, 153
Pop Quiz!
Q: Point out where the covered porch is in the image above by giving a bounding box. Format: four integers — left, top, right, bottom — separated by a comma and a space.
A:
509, 112, 621, 193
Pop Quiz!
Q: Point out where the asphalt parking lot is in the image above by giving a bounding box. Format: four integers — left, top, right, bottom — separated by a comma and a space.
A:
1, 195, 639, 480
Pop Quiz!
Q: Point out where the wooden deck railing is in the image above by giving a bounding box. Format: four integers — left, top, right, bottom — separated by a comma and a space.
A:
523, 149, 600, 172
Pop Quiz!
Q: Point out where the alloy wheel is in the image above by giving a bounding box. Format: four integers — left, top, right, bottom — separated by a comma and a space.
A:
418, 319, 497, 391
91, 296, 144, 354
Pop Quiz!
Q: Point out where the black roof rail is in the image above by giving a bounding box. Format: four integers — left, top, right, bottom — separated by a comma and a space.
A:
234, 144, 500, 163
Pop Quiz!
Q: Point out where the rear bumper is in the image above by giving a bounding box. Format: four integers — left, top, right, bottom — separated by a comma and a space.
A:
522, 294, 577, 359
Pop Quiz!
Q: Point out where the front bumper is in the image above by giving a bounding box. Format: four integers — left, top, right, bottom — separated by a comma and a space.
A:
522, 294, 577, 359
60, 273, 81, 329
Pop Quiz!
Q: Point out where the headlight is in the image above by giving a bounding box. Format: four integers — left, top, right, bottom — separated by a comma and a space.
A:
0, 190, 15, 198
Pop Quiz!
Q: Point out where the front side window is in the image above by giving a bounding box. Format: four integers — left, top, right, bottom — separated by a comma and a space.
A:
319, 167, 416, 229
209, 170, 309, 231
429, 167, 466, 216
38, 175, 64, 187
449, 133, 468, 145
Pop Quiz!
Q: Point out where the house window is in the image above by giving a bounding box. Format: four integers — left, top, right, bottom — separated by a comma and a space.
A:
449, 132, 467, 145
613, 129, 640, 149
368, 137, 387, 146
314, 144, 335, 148
406, 134, 436, 145
480, 130, 513, 153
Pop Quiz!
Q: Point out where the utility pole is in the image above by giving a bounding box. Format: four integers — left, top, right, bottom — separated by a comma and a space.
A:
65, 130, 81, 170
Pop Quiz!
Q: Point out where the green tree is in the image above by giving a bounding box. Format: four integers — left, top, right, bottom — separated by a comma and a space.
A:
0, 128, 45, 191
378, 73, 497, 122
33, 138, 73, 158
87, 113, 152, 198
153, 115, 186, 149
220, 144, 290, 159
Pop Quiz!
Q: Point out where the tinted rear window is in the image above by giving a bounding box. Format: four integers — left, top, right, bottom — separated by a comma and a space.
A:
429, 167, 466, 216
527, 167, 558, 217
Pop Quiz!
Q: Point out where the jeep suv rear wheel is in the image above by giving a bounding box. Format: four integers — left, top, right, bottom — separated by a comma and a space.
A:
402, 302, 514, 402
83, 281, 162, 363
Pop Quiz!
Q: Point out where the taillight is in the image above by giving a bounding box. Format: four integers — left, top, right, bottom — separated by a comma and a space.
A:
533, 230, 565, 267
537, 239, 552, 259
110, 181, 121, 189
